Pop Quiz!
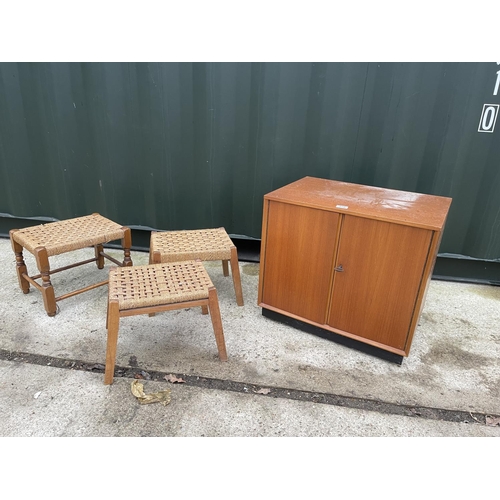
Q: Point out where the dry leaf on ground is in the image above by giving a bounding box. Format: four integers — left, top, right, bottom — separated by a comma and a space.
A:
485, 415, 500, 426
255, 388, 271, 395
164, 374, 186, 383
131, 380, 171, 406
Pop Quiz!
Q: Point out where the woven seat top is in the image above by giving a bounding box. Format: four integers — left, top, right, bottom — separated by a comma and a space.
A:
108, 260, 213, 310
11, 214, 126, 257
150, 227, 234, 262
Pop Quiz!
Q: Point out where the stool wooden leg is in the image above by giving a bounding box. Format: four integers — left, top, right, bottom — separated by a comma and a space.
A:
104, 300, 120, 385
121, 227, 133, 267
201, 305, 208, 315
10, 231, 30, 294
95, 244, 104, 269
222, 260, 229, 277
229, 246, 244, 306
106, 284, 110, 329
151, 250, 162, 264
208, 287, 227, 361
148, 231, 157, 265
34, 246, 57, 317
149, 250, 162, 317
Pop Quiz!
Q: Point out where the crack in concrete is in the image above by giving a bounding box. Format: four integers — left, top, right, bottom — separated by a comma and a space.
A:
1, 348, 498, 427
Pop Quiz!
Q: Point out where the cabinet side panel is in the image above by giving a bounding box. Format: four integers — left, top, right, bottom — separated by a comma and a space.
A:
404, 229, 443, 354
257, 198, 271, 305
328, 215, 432, 350
260, 201, 339, 324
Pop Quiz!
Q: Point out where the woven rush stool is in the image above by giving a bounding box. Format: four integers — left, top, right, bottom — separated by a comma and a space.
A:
149, 227, 244, 306
9, 213, 133, 316
104, 260, 227, 385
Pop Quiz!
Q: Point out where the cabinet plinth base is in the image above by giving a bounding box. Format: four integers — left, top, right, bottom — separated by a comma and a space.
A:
262, 308, 404, 365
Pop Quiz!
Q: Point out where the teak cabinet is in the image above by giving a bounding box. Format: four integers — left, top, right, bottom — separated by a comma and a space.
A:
258, 177, 452, 362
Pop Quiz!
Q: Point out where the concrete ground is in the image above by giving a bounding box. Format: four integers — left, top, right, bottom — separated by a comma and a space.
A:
0, 237, 499, 438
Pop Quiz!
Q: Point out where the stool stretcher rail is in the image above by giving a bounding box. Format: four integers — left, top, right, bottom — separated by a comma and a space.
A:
9, 214, 133, 316
55, 280, 109, 302
30, 257, 99, 279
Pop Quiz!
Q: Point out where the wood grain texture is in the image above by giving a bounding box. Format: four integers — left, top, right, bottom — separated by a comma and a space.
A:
260, 303, 407, 356
259, 177, 451, 357
404, 229, 444, 354
265, 176, 452, 231
104, 300, 120, 385
260, 201, 339, 324
327, 215, 432, 350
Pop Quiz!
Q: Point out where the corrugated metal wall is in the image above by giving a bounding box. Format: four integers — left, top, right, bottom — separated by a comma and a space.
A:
1, 62, 499, 260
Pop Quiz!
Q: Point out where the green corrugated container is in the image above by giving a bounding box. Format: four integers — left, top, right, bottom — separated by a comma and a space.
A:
1, 62, 499, 281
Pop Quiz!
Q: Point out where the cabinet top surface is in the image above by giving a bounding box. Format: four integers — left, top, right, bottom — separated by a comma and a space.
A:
264, 177, 452, 230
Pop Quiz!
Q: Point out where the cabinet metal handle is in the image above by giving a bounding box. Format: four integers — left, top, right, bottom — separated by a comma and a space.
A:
334, 265, 344, 272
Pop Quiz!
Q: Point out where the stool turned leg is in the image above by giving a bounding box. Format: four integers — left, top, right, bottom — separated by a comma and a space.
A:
121, 227, 133, 267
104, 300, 120, 385
9, 231, 30, 294
95, 244, 104, 269
222, 260, 229, 277
207, 287, 227, 361
201, 305, 209, 315
34, 246, 57, 317
229, 246, 244, 306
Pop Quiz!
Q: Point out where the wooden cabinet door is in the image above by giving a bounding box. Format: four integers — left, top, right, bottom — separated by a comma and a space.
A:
327, 215, 432, 350
261, 201, 339, 324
